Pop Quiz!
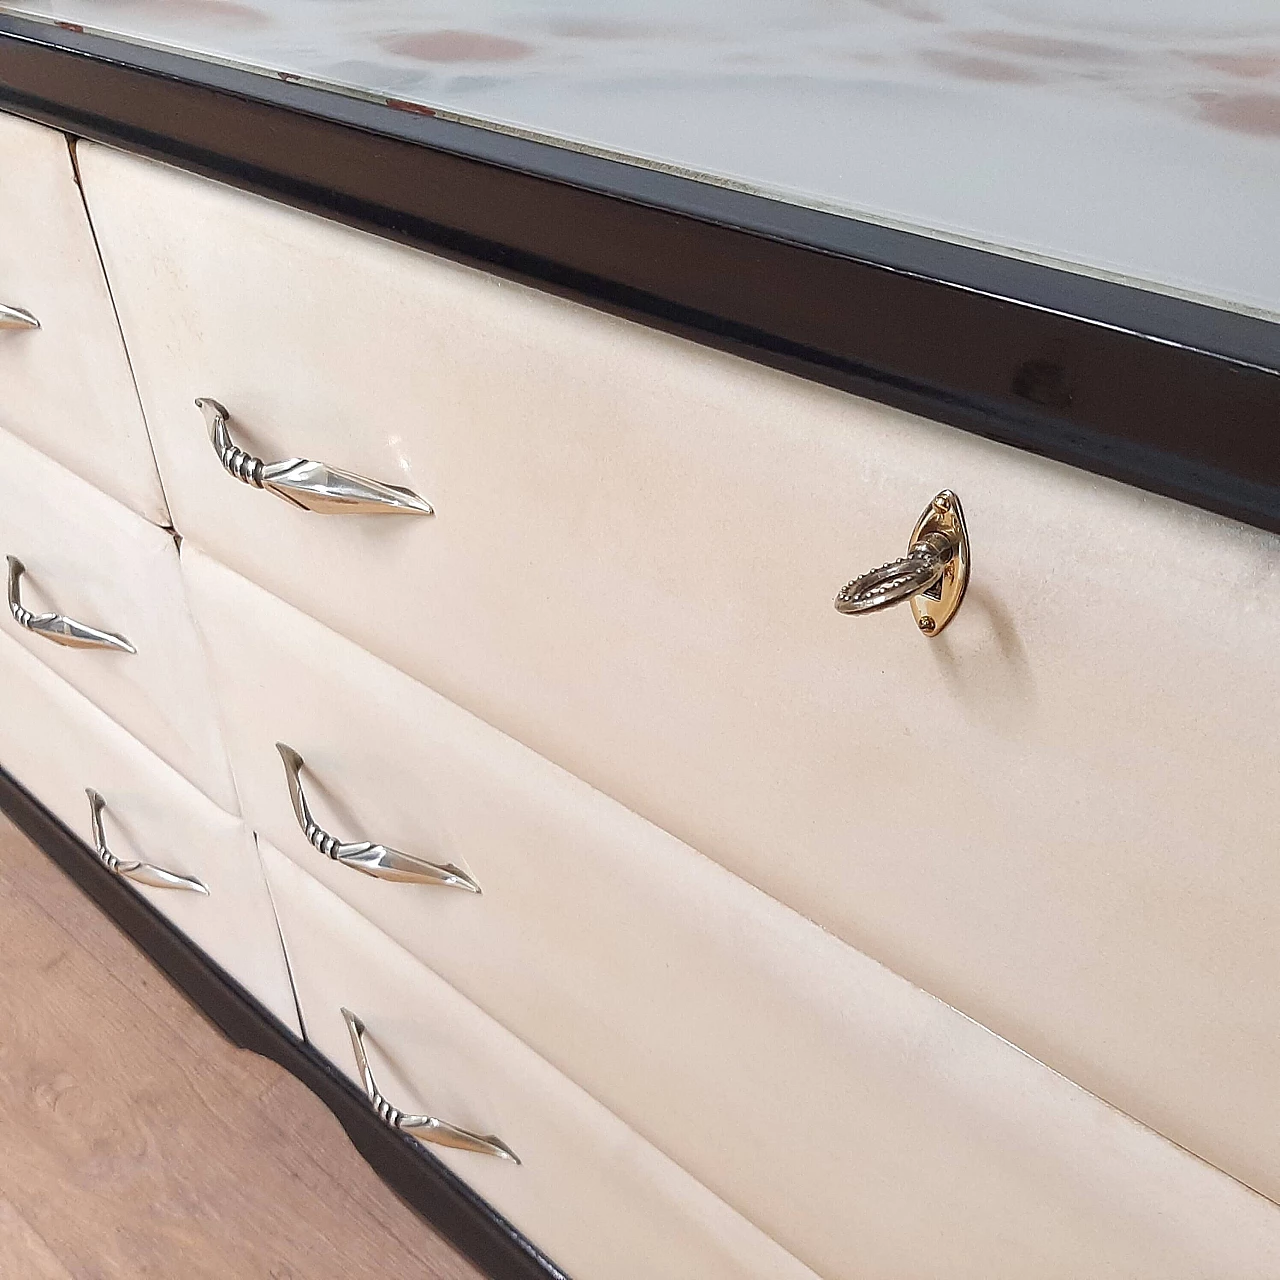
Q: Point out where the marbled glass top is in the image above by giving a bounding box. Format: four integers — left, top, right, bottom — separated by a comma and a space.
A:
5, 0, 1278, 319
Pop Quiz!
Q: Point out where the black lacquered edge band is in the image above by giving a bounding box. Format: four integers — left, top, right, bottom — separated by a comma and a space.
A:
0, 765, 568, 1280
1, 13, 1278, 534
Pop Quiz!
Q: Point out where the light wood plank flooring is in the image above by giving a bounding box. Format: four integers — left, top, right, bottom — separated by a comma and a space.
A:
0, 810, 483, 1280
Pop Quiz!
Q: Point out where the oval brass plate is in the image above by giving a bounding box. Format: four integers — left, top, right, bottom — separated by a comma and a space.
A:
909, 490, 969, 636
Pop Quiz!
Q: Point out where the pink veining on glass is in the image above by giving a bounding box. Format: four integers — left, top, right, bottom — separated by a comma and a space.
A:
3, 0, 1277, 317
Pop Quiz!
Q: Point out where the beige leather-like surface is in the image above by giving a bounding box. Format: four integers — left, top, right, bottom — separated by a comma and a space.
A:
0, 426, 238, 812
0, 116, 167, 524
185, 548, 1280, 1279
0, 629, 299, 1033
260, 841, 819, 1280
80, 142, 1280, 1201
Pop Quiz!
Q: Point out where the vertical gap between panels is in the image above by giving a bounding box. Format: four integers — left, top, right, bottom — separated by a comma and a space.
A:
65, 133, 176, 533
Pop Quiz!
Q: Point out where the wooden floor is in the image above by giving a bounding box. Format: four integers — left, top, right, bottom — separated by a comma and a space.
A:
0, 810, 483, 1280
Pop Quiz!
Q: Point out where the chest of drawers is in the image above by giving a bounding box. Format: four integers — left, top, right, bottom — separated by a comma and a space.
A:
77, 138, 1280, 1205
1, 12, 1278, 1278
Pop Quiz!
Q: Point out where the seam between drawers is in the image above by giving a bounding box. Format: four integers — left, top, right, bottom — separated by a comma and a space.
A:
66, 133, 173, 531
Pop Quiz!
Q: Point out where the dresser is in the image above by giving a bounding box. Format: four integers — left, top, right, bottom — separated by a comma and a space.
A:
1, 6, 1278, 1277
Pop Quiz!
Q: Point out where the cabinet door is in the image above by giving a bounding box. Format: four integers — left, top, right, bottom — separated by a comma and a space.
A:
0, 113, 167, 523
0, 630, 297, 1033
0, 426, 237, 812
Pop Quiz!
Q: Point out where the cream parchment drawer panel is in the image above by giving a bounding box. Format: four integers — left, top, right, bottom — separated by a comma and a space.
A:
0, 630, 298, 1032
79, 143, 1280, 1201
0, 114, 167, 524
0, 426, 238, 813
182, 549, 1280, 1280
260, 843, 819, 1280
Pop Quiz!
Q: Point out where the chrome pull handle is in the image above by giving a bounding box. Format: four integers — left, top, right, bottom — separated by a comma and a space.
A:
836, 490, 970, 636
276, 744, 479, 892
0, 302, 39, 330
86, 789, 208, 894
196, 398, 433, 516
7, 556, 136, 653
342, 1008, 519, 1164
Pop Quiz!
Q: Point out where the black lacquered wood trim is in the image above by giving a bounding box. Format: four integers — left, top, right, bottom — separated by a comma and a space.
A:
0, 765, 568, 1280
1, 14, 1279, 533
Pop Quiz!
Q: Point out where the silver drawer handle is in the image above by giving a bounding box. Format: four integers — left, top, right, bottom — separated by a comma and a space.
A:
277, 744, 479, 892
342, 1008, 519, 1163
835, 490, 970, 636
7, 556, 136, 653
196, 398, 433, 516
86, 789, 208, 894
0, 302, 39, 330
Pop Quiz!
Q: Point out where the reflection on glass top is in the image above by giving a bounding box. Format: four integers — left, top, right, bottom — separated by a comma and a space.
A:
6, 0, 1279, 320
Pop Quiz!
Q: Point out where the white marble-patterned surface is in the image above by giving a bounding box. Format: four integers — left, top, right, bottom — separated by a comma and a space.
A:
5, 0, 1279, 319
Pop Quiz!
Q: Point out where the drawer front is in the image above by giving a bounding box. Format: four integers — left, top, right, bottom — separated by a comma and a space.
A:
261, 843, 819, 1280
0, 427, 238, 812
0, 114, 166, 524
0, 630, 298, 1033
82, 141, 1280, 1203
184, 549, 1280, 1280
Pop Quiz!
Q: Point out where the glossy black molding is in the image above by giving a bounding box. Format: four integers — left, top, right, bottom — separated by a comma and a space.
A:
1, 14, 1279, 533
0, 766, 567, 1280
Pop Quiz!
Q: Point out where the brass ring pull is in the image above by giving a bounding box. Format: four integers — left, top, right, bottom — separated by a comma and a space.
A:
834, 543, 946, 615
342, 1008, 519, 1163
836, 491, 970, 636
